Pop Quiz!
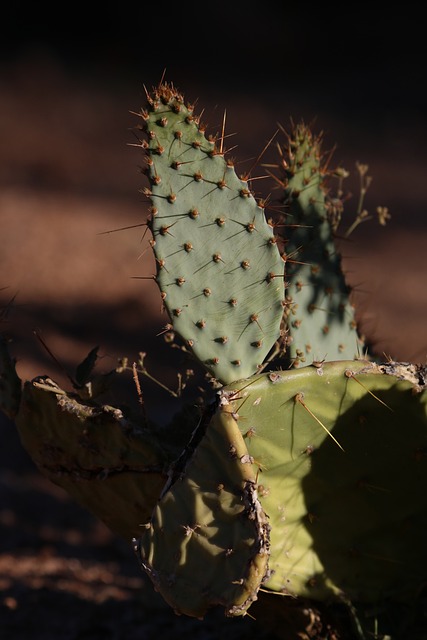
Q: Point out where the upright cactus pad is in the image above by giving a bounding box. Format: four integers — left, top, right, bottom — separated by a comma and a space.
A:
137, 83, 285, 384
276, 124, 364, 366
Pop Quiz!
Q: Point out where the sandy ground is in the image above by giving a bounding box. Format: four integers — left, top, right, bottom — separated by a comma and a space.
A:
1, 54, 426, 639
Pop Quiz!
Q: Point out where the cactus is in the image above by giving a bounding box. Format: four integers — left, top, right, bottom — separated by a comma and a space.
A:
2, 80, 426, 637
134, 357, 427, 618
13, 372, 169, 540
218, 359, 427, 604
137, 83, 285, 385
272, 124, 366, 367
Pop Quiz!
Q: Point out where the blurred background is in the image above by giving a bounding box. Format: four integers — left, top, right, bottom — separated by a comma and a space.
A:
1, 4, 426, 638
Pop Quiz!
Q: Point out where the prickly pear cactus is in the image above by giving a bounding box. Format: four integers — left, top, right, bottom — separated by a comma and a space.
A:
137, 83, 285, 384
0, 340, 171, 541
134, 400, 270, 618
275, 124, 365, 367
1, 79, 426, 637
216, 359, 427, 604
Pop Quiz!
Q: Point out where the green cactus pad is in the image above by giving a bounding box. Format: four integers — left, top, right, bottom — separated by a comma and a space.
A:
217, 359, 427, 604
137, 83, 285, 384
134, 402, 270, 618
278, 124, 364, 366
15, 376, 168, 540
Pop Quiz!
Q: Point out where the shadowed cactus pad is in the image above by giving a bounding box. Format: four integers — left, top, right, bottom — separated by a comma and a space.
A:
217, 359, 427, 604
275, 124, 364, 366
15, 375, 168, 540
136, 83, 285, 384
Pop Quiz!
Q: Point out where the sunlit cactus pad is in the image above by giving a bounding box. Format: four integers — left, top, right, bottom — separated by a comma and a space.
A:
15, 375, 168, 540
217, 359, 427, 604
137, 83, 285, 384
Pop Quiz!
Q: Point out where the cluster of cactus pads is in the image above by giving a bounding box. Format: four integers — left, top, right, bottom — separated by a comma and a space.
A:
1, 81, 427, 635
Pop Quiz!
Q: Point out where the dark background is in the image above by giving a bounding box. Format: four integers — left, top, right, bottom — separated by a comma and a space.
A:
1, 5, 426, 638
3, 4, 427, 224
3, 4, 427, 129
